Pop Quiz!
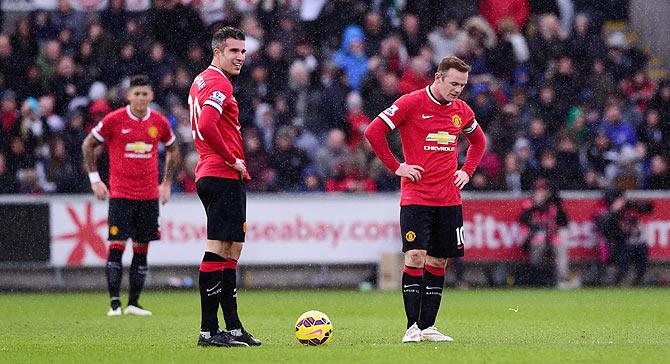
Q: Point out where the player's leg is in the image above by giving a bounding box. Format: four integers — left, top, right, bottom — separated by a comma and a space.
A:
105, 198, 131, 316
419, 255, 447, 330
105, 241, 126, 316
400, 205, 431, 343
196, 177, 247, 347
220, 242, 260, 346
124, 199, 159, 315
418, 205, 463, 342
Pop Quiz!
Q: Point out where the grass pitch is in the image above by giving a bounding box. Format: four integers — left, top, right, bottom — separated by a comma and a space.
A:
1, 288, 669, 363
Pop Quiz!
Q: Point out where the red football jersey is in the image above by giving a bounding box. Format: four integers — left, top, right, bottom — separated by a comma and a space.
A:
188, 65, 249, 181
378, 86, 479, 206
92, 106, 176, 200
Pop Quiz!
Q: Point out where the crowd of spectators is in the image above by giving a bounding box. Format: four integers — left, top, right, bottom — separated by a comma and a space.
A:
1, 0, 669, 195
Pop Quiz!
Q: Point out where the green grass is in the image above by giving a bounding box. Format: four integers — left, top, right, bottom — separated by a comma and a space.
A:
1, 289, 669, 363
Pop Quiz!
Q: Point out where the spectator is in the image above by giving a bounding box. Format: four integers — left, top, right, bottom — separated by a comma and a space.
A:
0, 152, 17, 193
50, 0, 86, 42
345, 92, 370, 148
45, 135, 86, 193
363, 11, 385, 57
324, 158, 376, 193
314, 128, 350, 179
268, 126, 311, 192
479, 0, 529, 31
11, 17, 39, 74
332, 25, 369, 91
316, 64, 349, 135
400, 13, 426, 57
584, 58, 616, 109
100, 0, 129, 38
298, 166, 325, 193
648, 79, 670, 127
554, 134, 582, 189
594, 188, 652, 285
637, 109, 667, 157
567, 13, 606, 76
427, 17, 467, 66
621, 70, 657, 114
518, 178, 569, 287
600, 104, 637, 150
243, 129, 272, 192
398, 56, 432, 95
646, 155, 670, 190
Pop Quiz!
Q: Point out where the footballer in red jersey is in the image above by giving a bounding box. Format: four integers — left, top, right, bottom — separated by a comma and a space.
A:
82, 75, 179, 317
365, 56, 487, 343
189, 27, 260, 348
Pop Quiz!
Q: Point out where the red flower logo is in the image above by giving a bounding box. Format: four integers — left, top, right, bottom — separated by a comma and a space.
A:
53, 202, 108, 265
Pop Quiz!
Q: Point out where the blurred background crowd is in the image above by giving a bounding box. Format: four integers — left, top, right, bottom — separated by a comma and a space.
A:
1, 0, 669, 195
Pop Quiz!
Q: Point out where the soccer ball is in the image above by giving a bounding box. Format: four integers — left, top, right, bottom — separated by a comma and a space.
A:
294, 310, 333, 345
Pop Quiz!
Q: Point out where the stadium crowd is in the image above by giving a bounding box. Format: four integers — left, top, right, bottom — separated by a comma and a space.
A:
0, 0, 669, 195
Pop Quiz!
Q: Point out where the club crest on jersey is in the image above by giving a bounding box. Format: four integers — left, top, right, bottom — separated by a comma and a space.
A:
452, 115, 462, 127
210, 91, 226, 106
148, 126, 158, 138
383, 104, 399, 116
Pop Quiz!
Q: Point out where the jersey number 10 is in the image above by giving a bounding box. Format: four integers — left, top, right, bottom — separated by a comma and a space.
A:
188, 95, 204, 141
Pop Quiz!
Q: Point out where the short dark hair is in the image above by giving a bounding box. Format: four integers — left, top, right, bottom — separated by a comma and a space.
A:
437, 56, 471, 75
129, 75, 151, 88
212, 26, 245, 51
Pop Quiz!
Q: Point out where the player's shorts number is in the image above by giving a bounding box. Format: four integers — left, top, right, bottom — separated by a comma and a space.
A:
188, 95, 204, 141
456, 226, 465, 246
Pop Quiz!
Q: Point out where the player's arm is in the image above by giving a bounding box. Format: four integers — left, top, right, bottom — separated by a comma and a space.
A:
82, 133, 109, 200
198, 105, 246, 179
159, 143, 180, 205
364, 118, 424, 182
454, 121, 487, 190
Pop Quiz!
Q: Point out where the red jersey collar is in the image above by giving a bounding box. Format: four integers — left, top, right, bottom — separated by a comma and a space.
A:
126, 105, 151, 121
208, 65, 228, 79
425, 86, 452, 106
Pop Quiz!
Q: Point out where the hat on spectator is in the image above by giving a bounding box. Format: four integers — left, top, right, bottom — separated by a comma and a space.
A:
607, 31, 627, 49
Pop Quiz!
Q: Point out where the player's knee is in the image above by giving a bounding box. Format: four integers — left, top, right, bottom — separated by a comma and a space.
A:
404, 250, 427, 268
425, 256, 447, 268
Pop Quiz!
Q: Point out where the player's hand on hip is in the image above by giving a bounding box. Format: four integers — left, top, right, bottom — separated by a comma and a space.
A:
231, 158, 247, 180
91, 181, 109, 200
454, 170, 470, 190
395, 163, 425, 182
159, 181, 171, 205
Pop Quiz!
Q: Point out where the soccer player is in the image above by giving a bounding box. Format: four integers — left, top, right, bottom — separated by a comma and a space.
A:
82, 75, 179, 316
364, 56, 486, 343
188, 27, 260, 348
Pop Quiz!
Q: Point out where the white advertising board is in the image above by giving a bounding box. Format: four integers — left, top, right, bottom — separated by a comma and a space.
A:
50, 195, 402, 267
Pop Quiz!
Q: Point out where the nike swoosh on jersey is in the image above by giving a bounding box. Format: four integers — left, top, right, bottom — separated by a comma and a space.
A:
421, 114, 434, 119
121, 129, 131, 134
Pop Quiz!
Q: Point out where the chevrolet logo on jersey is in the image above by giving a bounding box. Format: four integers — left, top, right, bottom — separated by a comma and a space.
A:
426, 131, 456, 144
125, 142, 153, 153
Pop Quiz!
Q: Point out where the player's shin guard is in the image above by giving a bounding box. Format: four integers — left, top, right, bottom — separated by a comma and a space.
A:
419, 264, 445, 330
105, 243, 125, 309
221, 259, 243, 331
128, 244, 149, 307
199, 252, 225, 335
402, 265, 424, 329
